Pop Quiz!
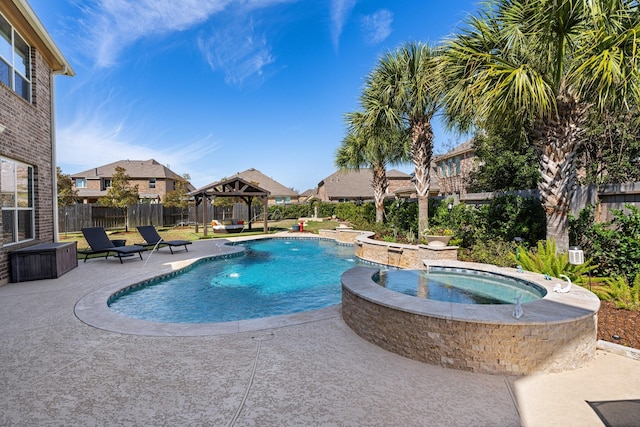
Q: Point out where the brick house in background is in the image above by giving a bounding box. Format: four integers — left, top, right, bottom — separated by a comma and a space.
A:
316, 169, 413, 202
70, 159, 195, 204
432, 139, 476, 196
0, 0, 74, 285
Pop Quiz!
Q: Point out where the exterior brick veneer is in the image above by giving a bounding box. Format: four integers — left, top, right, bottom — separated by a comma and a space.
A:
341, 265, 600, 375
0, 49, 55, 285
0, 3, 73, 286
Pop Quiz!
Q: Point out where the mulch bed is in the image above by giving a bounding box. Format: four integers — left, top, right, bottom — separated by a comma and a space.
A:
597, 301, 640, 350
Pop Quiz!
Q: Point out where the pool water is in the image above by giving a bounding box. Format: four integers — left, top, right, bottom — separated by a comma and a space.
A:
375, 269, 545, 304
108, 239, 360, 323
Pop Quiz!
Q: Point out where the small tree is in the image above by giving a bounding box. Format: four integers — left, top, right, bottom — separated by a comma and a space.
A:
163, 174, 191, 225
98, 166, 139, 231
56, 167, 77, 207
57, 167, 77, 236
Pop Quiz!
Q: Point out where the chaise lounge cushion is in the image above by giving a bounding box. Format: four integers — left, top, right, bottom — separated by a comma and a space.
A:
81, 227, 145, 263
211, 219, 245, 233
136, 225, 191, 254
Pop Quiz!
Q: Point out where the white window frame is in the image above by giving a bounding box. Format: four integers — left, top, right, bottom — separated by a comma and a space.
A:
1, 157, 34, 245
0, 13, 31, 102
75, 178, 87, 188
103, 179, 111, 190
149, 178, 156, 189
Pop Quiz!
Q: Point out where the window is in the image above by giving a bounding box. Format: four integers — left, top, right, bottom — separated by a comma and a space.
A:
149, 178, 156, 189
455, 157, 461, 175
1, 157, 34, 245
103, 179, 111, 190
0, 14, 31, 102
75, 178, 86, 188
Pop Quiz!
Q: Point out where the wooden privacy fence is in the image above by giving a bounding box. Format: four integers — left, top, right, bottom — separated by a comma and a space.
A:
58, 203, 261, 232
456, 182, 640, 223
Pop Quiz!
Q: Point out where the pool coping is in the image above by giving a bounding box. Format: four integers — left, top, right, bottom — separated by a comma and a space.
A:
74, 235, 345, 336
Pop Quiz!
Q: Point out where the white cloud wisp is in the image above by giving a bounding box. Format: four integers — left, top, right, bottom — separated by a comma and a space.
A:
360, 9, 393, 44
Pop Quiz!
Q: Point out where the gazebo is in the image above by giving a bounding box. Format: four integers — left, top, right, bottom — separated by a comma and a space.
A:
190, 176, 270, 236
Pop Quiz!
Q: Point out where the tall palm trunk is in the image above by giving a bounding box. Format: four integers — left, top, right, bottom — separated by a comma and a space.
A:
411, 119, 434, 235
372, 165, 389, 223
532, 95, 586, 252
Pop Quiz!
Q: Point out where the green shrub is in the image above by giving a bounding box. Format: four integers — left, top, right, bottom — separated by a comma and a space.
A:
458, 240, 517, 267
384, 199, 418, 232
334, 202, 376, 227
578, 204, 640, 282
513, 239, 597, 284
592, 274, 640, 310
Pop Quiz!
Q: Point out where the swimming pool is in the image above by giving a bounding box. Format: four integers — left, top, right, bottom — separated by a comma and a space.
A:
108, 238, 361, 323
374, 269, 545, 304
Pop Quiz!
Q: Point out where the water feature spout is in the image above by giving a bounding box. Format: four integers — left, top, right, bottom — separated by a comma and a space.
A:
554, 275, 572, 293
512, 293, 523, 319
142, 238, 164, 269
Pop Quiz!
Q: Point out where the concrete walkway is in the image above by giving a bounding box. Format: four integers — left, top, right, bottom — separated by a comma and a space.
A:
1, 237, 639, 426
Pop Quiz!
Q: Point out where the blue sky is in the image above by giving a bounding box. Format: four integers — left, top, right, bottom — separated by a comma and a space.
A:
30, 0, 478, 192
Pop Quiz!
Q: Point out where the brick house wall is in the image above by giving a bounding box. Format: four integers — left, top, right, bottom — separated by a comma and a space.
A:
0, 1, 73, 285
0, 49, 54, 285
436, 152, 475, 196
72, 159, 190, 203
387, 176, 413, 195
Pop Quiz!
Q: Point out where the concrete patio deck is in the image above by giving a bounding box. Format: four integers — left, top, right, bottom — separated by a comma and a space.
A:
1, 236, 639, 426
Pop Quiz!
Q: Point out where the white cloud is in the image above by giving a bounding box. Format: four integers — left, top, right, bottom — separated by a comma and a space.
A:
360, 9, 393, 44
79, 0, 292, 69
330, 0, 357, 49
56, 106, 221, 178
79, 0, 231, 68
197, 17, 275, 86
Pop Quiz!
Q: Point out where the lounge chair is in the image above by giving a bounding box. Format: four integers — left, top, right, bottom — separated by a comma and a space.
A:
80, 227, 145, 263
136, 225, 192, 254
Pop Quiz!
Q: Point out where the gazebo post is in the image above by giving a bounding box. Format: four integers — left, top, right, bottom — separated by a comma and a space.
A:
262, 195, 268, 233
203, 194, 209, 237
194, 195, 200, 233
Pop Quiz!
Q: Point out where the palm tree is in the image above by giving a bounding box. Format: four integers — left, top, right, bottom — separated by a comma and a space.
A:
336, 112, 410, 222
440, 0, 640, 251
357, 41, 442, 235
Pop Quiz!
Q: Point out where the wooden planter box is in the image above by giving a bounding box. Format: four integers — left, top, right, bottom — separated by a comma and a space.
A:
10, 242, 78, 282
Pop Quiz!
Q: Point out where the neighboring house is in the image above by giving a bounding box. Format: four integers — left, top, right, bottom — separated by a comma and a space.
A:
0, 0, 74, 284
316, 169, 413, 203
71, 159, 194, 203
432, 139, 476, 196
299, 188, 317, 203
225, 168, 299, 205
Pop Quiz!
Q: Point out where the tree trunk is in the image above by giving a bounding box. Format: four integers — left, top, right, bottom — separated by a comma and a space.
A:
532, 95, 586, 253
411, 119, 434, 235
372, 165, 389, 223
